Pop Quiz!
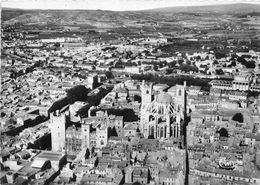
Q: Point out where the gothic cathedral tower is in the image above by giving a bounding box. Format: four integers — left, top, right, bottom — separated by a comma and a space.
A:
174, 81, 187, 144
141, 80, 153, 105
140, 80, 153, 137
175, 81, 187, 113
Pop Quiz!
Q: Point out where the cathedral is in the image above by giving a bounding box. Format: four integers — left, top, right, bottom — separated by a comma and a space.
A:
140, 80, 187, 140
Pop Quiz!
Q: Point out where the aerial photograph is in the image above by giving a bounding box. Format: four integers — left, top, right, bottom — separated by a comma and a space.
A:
1, 0, 260, 184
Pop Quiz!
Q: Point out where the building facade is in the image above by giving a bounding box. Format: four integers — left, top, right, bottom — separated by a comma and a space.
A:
50, 111, 123, 155
140, 80, 186, 140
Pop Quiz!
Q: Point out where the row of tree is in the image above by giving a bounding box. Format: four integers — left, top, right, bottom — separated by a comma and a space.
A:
48, 85, 90, 115
131, 74, 211, 91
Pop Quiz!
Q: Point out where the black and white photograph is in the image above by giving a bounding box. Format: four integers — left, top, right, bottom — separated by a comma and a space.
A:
1, 0, 260, 184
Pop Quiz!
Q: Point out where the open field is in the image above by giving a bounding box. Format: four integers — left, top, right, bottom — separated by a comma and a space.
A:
2, 4, 260, 34
2, 4, 260, 51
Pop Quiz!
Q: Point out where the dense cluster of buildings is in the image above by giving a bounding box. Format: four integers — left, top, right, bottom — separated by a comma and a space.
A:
187, 108, 260, 184
1, 21, 260, 185
210, 70, 260, 92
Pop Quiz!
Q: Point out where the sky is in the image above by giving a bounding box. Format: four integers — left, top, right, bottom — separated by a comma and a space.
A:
2, 0, 260, 11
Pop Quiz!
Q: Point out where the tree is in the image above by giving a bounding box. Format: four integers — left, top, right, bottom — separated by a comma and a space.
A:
196, 56, 201, 61
232, 113, 244, 123
67, 85, 90, 104
115, 60, 124, 68
105, 71, 114, 79
244, 60, 255, 68
159, 63, 164, 68
186, 60, 191, 65
10, 71, 17, 79
231, 61, 236, 66
153, 65, 158, 71
217, 128, 229, 137
168, 61, 176, 68
178, 59, 184, 65
104, 108, 138, 122
54, 42, 60, 47
213, 60, 219, 65
248, 91, 260, 98
85, 148, 90, 159
215, 69, 224, 75
179, 64, 198, 73
166, 68, 173, 74
237, 56, 246, 63
48, 97, 69, 114
131, 74, 211, 90
33, 61, 44, 68
215, 52, 226, 59
237, 57, 256, 68
1, 112, 6, 117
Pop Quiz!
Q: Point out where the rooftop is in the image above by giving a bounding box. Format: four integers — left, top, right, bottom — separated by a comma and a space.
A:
35, 151, 64, 161
155, 92, 173, 104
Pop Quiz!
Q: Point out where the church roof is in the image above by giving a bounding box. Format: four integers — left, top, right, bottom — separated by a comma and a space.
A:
155, 92, 173, 104
145, 93, 177, 115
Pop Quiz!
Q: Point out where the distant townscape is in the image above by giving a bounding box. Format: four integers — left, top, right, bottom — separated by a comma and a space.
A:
1, 3, 260, 185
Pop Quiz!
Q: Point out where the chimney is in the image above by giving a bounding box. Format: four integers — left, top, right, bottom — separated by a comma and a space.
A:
55, 110, 60, 116
65, 111, 69, 116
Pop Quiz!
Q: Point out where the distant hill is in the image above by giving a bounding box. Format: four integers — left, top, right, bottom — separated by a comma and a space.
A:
146, 3, 260, 14
2, 9, 131, 27
1, 3, 260, 27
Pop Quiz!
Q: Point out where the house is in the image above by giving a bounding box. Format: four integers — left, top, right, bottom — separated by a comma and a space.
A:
132, 167, 149, 184
244, 133, 260, 147
124, 122, 138, 137
188, 86, 202, 95
0, 149, 10, 162
82, 157, 97, 168
16, 150, 30, 160
31, 159, 51, 171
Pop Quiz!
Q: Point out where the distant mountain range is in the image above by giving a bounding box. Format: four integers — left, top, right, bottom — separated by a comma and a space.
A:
2, 3, 260, 27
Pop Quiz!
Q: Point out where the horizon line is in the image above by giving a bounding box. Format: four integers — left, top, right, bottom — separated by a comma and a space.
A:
2, 0, 260, 12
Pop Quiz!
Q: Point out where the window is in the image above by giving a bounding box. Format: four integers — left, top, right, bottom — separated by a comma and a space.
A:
178, 89, 182, 96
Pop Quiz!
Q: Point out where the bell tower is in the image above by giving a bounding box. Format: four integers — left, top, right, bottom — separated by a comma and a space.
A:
50, 110, 69, 152
140, 80, 153, 137
175, 81, 187, 112
141, 80, 153, 105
